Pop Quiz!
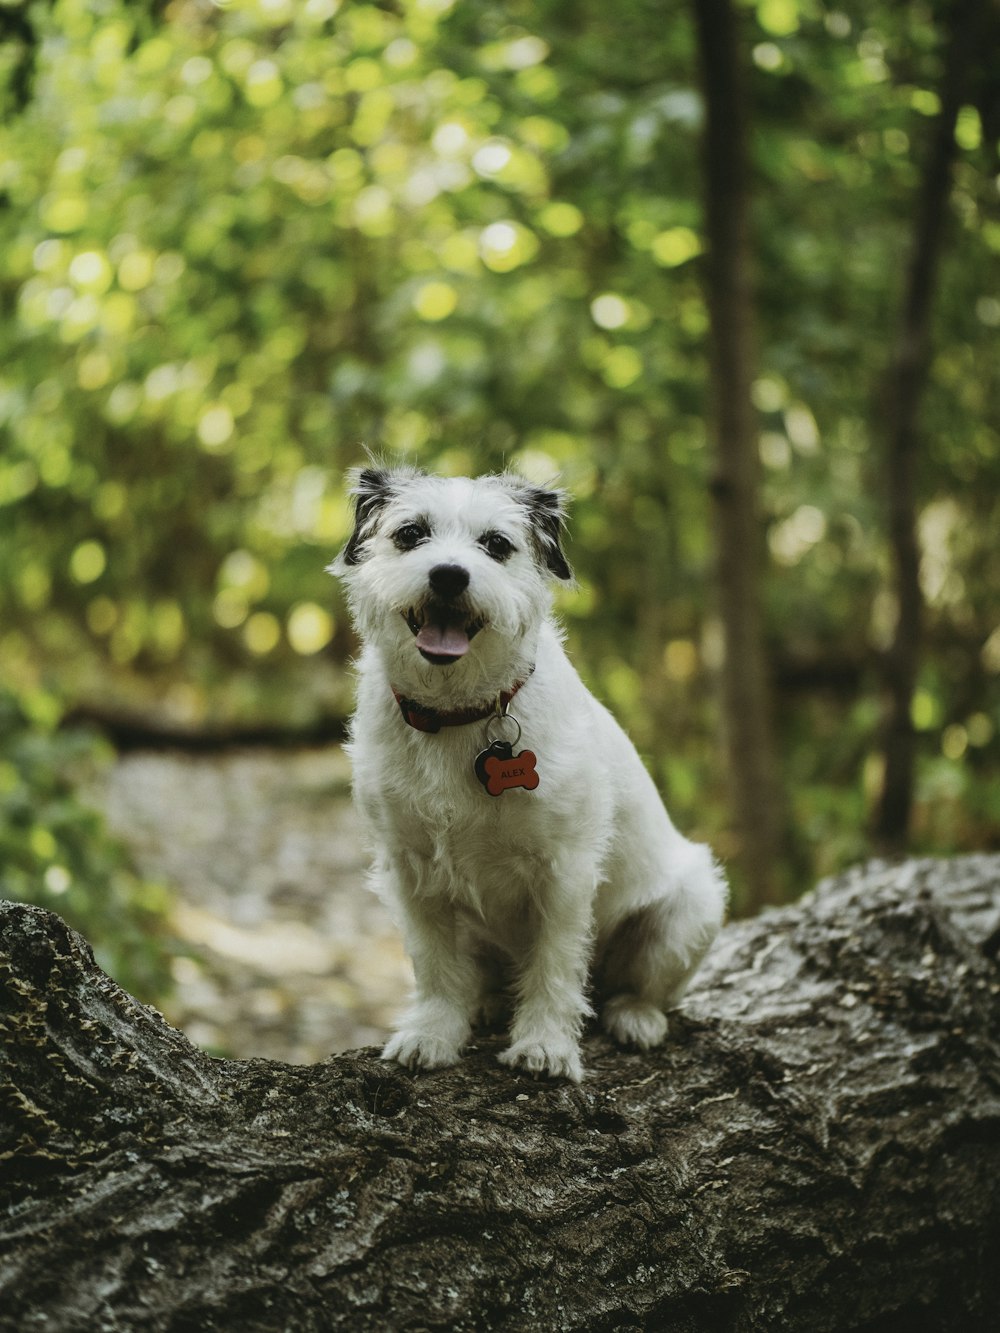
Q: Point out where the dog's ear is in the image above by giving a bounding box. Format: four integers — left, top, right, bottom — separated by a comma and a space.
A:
336, 467, 395, 569
515, 482, 572, 581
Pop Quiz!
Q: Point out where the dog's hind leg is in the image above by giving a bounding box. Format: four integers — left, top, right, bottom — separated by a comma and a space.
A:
597, 840, 726, 1050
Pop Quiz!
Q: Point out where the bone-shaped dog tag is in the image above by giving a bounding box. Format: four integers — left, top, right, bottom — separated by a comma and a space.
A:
474, 740, 540, 797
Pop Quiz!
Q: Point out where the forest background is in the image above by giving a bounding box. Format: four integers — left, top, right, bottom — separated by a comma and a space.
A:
1, 0, 998, 1004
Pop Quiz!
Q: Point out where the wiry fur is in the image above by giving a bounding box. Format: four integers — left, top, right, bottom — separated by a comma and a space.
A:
332, 466, 727, 1082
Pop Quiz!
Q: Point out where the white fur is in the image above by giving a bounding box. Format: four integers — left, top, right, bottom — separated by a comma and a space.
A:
333, 467, 727, 1082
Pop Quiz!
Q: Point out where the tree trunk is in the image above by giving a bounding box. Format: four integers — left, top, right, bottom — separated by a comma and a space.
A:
692, 0, 784, 910
3, 854, 999, 1331
874, 0, 977, 851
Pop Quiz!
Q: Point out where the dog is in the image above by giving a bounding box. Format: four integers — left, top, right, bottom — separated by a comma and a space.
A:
332, 464, 727, 1082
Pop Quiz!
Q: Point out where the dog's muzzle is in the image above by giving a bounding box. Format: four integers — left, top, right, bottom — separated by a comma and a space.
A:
404, 572, 484, 665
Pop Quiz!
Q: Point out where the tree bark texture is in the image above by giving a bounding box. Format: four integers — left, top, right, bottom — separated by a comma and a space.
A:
875, 0, 978, 851
693, 0, 784, 910
3, 855, 1000, 1332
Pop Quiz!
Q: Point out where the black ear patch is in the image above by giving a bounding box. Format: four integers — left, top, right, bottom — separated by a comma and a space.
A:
340, 467, 394, 566
521, 485, 572, 581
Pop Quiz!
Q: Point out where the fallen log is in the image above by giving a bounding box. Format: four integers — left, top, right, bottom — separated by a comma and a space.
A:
2, 855, 999, 1331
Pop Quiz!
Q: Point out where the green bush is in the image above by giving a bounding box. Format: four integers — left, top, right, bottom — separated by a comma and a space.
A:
0, 686, 174, 1004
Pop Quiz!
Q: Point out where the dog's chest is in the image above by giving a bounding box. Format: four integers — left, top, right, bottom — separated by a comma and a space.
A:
393, 742, 540, 842
367, 726, 559, 869
376, 763, 556, 940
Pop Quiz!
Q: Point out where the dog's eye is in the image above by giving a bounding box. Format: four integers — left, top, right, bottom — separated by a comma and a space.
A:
481, 531, 515, 562
393, 522, 428, 551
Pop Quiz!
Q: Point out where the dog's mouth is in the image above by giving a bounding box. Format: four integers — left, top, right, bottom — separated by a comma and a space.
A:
404, 603, 484, 666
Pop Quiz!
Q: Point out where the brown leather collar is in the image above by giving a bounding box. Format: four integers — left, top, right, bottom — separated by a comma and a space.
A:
392, 673, 532, 734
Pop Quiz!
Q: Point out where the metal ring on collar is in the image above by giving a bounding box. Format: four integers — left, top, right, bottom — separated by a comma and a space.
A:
485, 711, 522, 748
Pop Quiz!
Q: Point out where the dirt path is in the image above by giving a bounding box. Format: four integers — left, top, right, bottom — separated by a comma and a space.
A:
96, 746, 411, 1063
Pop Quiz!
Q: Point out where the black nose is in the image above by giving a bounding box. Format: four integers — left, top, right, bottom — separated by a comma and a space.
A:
428, 563, 470, 600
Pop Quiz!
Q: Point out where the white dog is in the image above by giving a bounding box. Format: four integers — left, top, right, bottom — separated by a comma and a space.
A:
333, 465, 727, 1082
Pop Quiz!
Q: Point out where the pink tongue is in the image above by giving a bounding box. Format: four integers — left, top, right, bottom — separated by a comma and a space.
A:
416, 622, 471, 659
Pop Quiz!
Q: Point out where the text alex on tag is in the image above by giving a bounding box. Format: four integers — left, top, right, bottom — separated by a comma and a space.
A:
474, 740, 540, 797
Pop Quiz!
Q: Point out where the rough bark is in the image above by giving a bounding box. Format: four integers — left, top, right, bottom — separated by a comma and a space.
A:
693, 0, 784, 909
874, 0, 978, 851
2, 855, 999, 1331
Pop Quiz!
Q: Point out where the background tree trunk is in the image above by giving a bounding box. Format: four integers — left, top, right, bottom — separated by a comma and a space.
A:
3, 854, 999, 1331
874, 0, 977, 851
692, 0, 785, 910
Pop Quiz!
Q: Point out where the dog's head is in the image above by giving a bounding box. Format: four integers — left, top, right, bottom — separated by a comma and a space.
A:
331, 466, 571, 701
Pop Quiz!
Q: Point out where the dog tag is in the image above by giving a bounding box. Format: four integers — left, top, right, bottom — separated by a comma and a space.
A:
474, 740, 540, 797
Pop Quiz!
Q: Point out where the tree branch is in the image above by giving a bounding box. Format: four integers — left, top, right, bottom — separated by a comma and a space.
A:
2, 856, 999, 1329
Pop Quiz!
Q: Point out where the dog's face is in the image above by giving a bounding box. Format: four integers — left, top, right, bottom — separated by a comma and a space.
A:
332, 467, 571, 699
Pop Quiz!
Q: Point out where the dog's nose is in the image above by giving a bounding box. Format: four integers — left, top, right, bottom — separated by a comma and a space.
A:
428, 563, 470, 600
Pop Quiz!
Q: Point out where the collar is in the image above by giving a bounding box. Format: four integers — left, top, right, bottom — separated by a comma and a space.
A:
392, 671, 533, 734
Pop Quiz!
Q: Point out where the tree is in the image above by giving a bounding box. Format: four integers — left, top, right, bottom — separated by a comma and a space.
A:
875, 0, 987, 852
3, 855, 999, 1330
692, 0, 785, 907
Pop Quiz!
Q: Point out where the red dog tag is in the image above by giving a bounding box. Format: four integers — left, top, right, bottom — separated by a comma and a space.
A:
474, 741, 540, 797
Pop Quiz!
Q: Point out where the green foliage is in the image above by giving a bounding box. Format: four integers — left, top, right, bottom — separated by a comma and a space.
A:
0, 686, 174, 1002
0, 0, 997, 903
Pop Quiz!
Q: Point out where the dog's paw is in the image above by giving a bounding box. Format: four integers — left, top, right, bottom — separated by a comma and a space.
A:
498, 1032, 584, 1083
382, 1028, 463, 1071
601, 995, 668, 1050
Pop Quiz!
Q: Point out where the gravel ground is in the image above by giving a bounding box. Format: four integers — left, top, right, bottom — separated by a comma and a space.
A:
96, 746, 412, 1064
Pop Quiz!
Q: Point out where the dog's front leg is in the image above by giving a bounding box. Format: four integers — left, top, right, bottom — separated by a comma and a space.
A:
382, 876, 480, 1072
499, 858, 596, 1084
